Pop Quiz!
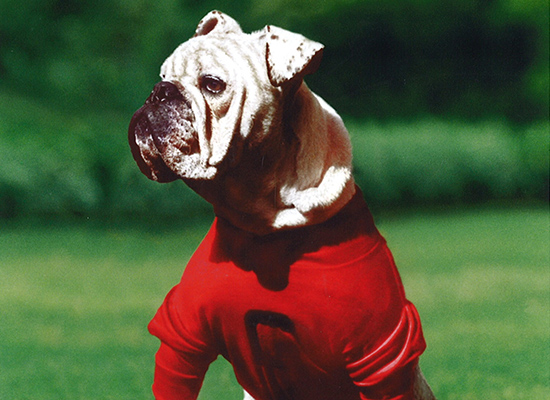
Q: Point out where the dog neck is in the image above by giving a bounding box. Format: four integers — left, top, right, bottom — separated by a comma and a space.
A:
185, 84, 355, 235
209, 187, 378, 290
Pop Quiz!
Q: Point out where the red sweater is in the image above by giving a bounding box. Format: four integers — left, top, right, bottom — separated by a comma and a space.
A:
148, 190, 426, 400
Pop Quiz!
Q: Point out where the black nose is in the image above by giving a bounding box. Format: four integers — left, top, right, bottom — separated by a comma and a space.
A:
146, 81, 183, 104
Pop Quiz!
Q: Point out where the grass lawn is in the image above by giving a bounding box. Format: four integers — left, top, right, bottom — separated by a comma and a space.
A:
0, 206, 548, 399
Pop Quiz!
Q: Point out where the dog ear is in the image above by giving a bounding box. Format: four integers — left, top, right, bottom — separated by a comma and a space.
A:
264, 26, 324, 87
194, 10, 243, 37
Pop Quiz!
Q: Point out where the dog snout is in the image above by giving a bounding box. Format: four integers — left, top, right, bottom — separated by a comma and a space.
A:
147, 81, 184, 104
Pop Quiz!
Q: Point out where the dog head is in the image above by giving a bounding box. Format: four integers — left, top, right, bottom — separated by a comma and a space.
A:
129, 11, 355, 234
129, 11, 323, 182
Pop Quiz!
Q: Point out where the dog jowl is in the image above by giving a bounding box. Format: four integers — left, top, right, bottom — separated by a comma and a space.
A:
129, 10, 436, 400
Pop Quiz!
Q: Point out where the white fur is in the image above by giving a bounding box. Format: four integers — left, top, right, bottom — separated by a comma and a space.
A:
243, 390, 255, 400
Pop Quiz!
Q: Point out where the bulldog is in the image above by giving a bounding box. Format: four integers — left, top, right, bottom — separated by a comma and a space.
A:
129, 10, 436, 400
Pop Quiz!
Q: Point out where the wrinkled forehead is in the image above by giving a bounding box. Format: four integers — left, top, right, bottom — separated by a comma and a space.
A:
160, 34, 267, 85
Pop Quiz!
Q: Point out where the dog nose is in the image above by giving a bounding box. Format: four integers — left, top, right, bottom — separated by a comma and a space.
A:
147, 81, 183, 104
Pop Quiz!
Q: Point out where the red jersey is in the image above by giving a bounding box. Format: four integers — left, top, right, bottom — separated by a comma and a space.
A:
148, 190, 426, 400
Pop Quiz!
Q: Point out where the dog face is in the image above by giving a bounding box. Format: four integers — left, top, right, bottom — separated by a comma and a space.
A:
129, 10, 323, 183
129, 11, 354, 234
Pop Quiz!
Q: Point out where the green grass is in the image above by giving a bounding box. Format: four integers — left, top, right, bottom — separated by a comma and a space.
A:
1, 206, 548, 399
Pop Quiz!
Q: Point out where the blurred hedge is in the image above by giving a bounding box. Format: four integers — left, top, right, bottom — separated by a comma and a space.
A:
0, 90, 547, 220
0, 0, 548, 123
348, 119, 549, 207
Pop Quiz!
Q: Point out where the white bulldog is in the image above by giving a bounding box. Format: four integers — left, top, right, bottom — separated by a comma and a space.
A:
129, 10, 436, 400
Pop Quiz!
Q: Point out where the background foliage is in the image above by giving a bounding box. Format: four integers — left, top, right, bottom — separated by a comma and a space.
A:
0, 0, 548, 218
0, 0, 548, 121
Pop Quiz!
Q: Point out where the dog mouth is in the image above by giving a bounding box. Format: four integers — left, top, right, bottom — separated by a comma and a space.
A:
129, 81, 211, 182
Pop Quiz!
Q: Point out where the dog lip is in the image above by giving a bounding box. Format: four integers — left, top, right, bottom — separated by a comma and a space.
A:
128, 106, 149, 169
129, 87, 206, 182
128, 105, 179, 182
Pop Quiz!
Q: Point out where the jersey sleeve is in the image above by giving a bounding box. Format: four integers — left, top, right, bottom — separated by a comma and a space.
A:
148, 285, 218, 400
346, 301, 427, 400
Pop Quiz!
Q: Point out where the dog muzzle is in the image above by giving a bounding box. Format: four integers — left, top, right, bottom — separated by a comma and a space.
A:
129, 81, 214, 182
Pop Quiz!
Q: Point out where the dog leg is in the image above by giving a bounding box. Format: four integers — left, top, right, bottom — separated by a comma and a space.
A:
413, 365, 437, 400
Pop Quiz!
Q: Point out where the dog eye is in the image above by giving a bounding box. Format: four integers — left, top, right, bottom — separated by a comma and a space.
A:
201, 75, 226, 94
